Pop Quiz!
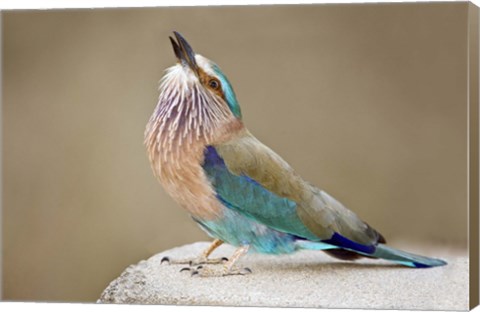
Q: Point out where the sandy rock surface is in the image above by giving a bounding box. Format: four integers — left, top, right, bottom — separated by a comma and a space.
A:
98, 241, 468, 310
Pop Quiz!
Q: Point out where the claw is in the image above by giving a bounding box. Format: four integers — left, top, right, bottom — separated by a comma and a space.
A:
221, 268, 252, 276
191, 270, 199, 276
196, 265, 203, 270
179, 267, 191, 272
221, 257, 229, 263
161, 256, 170, 264
241, 267, 252, 274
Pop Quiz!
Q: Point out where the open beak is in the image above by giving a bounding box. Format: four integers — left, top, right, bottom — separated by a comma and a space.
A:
169, 31, 199, 76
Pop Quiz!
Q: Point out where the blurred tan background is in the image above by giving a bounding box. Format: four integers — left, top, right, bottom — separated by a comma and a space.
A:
2, 2, 469, 302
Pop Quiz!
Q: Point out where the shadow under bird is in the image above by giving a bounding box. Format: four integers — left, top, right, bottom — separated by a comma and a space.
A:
144, 31, 447, 277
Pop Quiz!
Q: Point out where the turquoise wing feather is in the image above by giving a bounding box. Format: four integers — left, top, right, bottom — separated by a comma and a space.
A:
205, 131, 382, 246
203, 145, 320, 242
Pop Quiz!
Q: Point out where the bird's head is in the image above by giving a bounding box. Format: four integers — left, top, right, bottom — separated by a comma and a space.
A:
165, 31, 242, 119
146, 32, 244, 159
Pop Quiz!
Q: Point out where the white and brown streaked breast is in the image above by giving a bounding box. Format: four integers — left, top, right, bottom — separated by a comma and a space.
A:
145, 59, 244, 220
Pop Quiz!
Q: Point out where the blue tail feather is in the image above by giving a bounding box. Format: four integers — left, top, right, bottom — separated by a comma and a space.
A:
295, 240, 338, 251
322, 232, 376, 254
371, 244, 447, 268
297, 232, 447, 268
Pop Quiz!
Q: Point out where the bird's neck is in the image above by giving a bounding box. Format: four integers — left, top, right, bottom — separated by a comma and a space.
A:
144, 97, 244, 220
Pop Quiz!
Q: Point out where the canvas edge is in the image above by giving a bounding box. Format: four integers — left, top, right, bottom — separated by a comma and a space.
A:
468, 1, 480, 310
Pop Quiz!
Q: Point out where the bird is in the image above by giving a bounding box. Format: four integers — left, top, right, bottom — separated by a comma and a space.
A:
144, 31, 447, 277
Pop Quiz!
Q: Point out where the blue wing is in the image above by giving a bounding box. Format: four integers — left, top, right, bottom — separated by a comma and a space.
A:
202, 145, 320, 241
202, 144, 378, 255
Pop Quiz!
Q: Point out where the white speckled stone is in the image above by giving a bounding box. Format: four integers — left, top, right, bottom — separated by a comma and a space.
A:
98, 242, 468, 310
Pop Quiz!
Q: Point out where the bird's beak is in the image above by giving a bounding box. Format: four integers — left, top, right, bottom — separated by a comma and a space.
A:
169, 31, 199, 76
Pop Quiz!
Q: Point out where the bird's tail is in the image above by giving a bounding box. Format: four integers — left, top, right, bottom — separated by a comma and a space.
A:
369, 244, 447, 268
296, 240, 447, 268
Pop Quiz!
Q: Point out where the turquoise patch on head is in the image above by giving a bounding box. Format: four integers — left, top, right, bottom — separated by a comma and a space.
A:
212, 64, 242, 118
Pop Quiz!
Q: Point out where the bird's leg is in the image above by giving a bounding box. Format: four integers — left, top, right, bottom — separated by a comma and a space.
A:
223, 245, 251, 275
202, 238, 224, 259
191, 245, 252, 277
161, 239, 228, 270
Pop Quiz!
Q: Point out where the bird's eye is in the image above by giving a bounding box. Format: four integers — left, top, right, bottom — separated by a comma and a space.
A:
208, 79, 220, 90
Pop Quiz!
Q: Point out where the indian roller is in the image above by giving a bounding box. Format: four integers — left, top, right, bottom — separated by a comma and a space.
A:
144, 31, 447, 277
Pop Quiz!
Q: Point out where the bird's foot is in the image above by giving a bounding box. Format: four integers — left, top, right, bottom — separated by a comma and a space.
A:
160, 239, 226, 271
187, 245, 252, 277
160, 256, 228, 270
188, 264, 252, 277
